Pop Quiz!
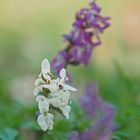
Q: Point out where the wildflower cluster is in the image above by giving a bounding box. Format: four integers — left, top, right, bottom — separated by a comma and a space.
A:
52, 0, 110, 74
33, 58, 77, 131
33, 0, 116, 139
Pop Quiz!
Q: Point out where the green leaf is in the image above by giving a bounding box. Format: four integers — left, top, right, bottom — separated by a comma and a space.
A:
0, 128, 18, 140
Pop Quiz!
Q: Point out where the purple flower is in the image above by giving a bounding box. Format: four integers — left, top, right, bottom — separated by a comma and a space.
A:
69, 131, 80, 140
80, 127, 112, 140
64, 0, 110, 47
90, 1, 101, 14
80, 83, 102, 117
80, 82, 116, 129
52, 0, 110, 75
51, 50, 69, 74
69, 82, 116, 140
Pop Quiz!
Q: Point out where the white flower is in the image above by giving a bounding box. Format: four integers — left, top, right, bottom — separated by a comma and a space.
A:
34, 58, 78, 131
42, 83, 58, 93
37, 113, 54, 131
33, 86, 43, 96
62, 84, 77, 92
41, 58, 50, 74
58, 68, 77, 92
49, 90, 72, 119
35, 58, 52, 87
34, 78, 45, 86
59, 105, 71, 119
41, 58, 52, 81
42, 77, 77, 94
36, 95, 49, 113
49, 90, 71, 107
59, 68, 68, 82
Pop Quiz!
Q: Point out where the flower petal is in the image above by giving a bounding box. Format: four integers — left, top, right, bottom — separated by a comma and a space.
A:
42, 73, 51, 81
42, 84, 58, 93
63, 84, 77, 92
37, 113, 54, 131
59, 68, 66, 80
34, 78, 45, 86
59, 105, 71, 119
47, 113, 54, 130
33, 86, 42, 96
49, 90, 70, 107
41, 58, 50, 74
37, 114, 48, 131
36, 95, 49, 113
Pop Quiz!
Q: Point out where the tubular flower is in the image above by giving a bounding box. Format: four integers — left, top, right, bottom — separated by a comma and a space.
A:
52, 0, 110, 75
34, 58, 77, 131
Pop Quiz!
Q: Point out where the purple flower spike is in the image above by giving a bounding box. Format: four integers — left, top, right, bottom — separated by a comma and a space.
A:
52, 0, 110, 75
69, 82, 116, 140
80, 83, 116, 129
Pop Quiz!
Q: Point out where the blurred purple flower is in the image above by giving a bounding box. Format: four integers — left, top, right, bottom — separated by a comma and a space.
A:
51, 50, 69, 74
69, 131, 80, 140
80, 83, 102, 117
51, 0, 110, 75
69, 82, 116, 140
79, 126, 112, 140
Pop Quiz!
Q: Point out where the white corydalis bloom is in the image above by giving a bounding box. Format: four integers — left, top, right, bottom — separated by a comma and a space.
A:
36, 95, 49, 113
34, 58, 77, 131
59, 68, 68, 83
37, 113, 54, 131
40, 68, 77, 95
41, 58, 51, 80
58, 68, 77, 92
59, 105, 71, 119
36, 95, 54, 131
35, 58, 51, 85
49, 90, 71, 107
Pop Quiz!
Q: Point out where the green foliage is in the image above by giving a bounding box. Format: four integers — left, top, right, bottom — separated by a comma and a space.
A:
0, 59, 140, 139
0, 128, 18, 140
42, 101, 91, 140
0, 4, 140, 139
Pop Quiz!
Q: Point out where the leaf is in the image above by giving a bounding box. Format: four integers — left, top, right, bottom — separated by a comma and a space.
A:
0, 128, 18, 140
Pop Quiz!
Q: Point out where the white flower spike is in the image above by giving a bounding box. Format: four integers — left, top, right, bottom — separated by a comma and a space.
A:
33, 58, 77, 131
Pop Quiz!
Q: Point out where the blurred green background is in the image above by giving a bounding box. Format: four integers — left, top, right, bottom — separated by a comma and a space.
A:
0, 0, 140, 139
